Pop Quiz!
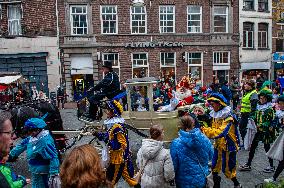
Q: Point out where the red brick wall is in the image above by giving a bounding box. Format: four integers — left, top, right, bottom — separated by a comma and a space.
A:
0, 0, 57, 36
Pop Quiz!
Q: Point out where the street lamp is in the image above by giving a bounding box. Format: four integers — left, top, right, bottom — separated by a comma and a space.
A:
132, 0, 144, 7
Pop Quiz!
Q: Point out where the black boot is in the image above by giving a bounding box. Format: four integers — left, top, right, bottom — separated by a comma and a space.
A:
213, 173, 221, 188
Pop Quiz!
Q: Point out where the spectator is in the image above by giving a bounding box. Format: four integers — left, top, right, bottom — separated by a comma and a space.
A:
171, 115, 213, 188
9, 118, 60, 188
272, 86, 280, 103
221, 80, 232, 106
57, 86, 65, 109
60, 144, 110, 188
230, 76, 240, 110
136, 124, 175, 188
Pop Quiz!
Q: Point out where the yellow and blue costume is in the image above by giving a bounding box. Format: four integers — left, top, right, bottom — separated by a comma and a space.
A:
202, 93, 241, 187
97, 100, 138, 187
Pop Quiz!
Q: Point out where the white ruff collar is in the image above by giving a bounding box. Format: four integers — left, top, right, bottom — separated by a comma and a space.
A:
210, 106, 231, 119
29, 130, 49, 143
104, 117, 125, 129
257, 102, 272, 111
276, 110, 284, 119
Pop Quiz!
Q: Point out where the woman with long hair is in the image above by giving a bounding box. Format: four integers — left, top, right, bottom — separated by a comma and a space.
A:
60, 144, 109, 188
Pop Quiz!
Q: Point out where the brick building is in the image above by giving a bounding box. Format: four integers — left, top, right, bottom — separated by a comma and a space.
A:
272, 0, 284, 78
0, 0, 61, 94
59, 0, 240, 101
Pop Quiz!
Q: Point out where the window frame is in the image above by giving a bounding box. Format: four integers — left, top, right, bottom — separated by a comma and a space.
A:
102, 53, 120, 79
70, 5, 88, 35
213, 6, 228, 33
258, 0, 268, 12
243, 0, 254, 10
258, 23, 268, 48
132, 52, 149, 78
160, 52, 176, 83
213, 51, 230, 65
243, 22, 254, 48
187, 5, 202, 33
213, 70, 230, 82
100, 5, 118, 34
130, 6, 147, 34
7, 4, 22, 36
187, 52, 203, 85
159, 5, 175, 33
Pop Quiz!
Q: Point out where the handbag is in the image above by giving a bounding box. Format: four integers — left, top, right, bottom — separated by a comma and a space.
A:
193, 153, 214, 188
244, 118, 257, 151
133, 160, 148, 183
266, 131, 284, 161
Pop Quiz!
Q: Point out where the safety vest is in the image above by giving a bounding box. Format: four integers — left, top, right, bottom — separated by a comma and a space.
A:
241, 89, 257, 113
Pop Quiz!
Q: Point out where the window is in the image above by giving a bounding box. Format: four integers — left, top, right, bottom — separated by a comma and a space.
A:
132, 53, 148, 78
101, 6, 117, 34
160, 52, 176, 84
213, 52, 230, 65
159, 6, 175, 33
258, 23, 268, 48
276, 39, 284, 52
213, 6, 228, 33
8, 5, 22, 35
187, 5, 202, 33
258, 0, 268, 12
243, 22, 254, 48
188, 53, 203, 85
131, 6, 147, 34
213, 70, 229, 83
70, 5, 88, 35
243, 0, 254, 10
102, 53, 120, 78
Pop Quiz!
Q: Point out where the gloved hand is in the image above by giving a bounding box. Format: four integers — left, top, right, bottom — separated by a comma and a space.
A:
17, 175, 28, 186
48, 174, 61, 188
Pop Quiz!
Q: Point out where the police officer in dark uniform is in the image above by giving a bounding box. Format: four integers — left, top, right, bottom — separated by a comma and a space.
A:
85, 61, 120, 120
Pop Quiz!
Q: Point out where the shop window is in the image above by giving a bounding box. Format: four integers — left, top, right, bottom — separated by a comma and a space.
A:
243, 0, 254, 10
213, 70, 229, 83
243, 22, 254, 48
276, 39, 284, 52
258, 0, 268, 12
131, 6, 147, 34
213, 52, 230, 65
187, 5, 202, 33
258, 23, 268, 48
159, 5, 175, 33
8, 4, 22, 35
213, 6, 228, 33
102, 53, 120, 79
160, 52, 176, 85
188, 52, 203, 85
132, 53, 148, 78
101, 6, 117, 34
70, 5, 88, 35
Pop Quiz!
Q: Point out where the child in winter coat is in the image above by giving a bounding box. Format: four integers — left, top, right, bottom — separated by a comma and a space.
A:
0, 155, 30, 188
137, 124, 175, 188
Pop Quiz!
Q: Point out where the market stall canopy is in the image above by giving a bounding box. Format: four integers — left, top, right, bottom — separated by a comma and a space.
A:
0, 75, 29, 85
0, 85, 8, 91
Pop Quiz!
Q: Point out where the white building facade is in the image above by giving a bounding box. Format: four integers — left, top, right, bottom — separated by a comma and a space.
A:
239, 0, 272, 81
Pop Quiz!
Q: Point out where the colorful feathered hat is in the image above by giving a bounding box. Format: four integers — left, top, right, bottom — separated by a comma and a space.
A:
207, 93, 228, 107
106, 100, 123, 116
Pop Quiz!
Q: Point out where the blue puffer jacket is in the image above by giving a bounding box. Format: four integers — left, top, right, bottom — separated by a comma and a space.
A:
170, 128, 213, 188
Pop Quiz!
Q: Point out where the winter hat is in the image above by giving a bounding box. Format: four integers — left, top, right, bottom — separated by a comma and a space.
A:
24, 118, 47, 129
207, 93, 228, 107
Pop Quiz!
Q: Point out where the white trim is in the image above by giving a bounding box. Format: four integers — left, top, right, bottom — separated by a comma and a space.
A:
7, 4, 22, 35
130, 6, 147, 34
70, 5, 88, 35
187, 5, 202, 33
213, 65, 230, 70
241, 62, 271, 70
159, 5, 175, 33
213, 6, 228, 33
100, 5, 118, 34
131, 52, 149, 78
213, 51, 230, 65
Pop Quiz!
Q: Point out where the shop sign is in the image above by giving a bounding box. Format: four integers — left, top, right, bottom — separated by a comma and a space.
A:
273, 52, 284, 62
125, 42, 184, 48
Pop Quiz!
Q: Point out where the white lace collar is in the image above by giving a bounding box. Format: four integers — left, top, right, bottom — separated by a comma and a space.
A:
104, 117, 125, 129
209, 106, 231, 119
29, 130, 49, 143
257, 102, 272, 111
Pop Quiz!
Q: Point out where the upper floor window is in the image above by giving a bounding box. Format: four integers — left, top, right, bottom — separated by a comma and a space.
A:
70, 5, 88, 35
102, 53, 120, 78
159, 6, 175, 33
213, 6, 228, 33
258, 0, 268, 12
101, 6, 117, 34
258, 23, 268, 48
8, 5, 22, 35
243, 0, 254, 10
213, 52, 230, 65
131, 6, 147, 34
187, 5, 202, 33
243, 22, 254, 48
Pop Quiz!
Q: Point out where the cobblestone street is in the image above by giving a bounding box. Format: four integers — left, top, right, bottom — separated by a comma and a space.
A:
10, 108, 284, 188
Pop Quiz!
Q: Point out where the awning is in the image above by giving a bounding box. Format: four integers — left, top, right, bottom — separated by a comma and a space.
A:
241, 62, 271, 70
0, 85, 8, 91
0, 75, 29, 84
